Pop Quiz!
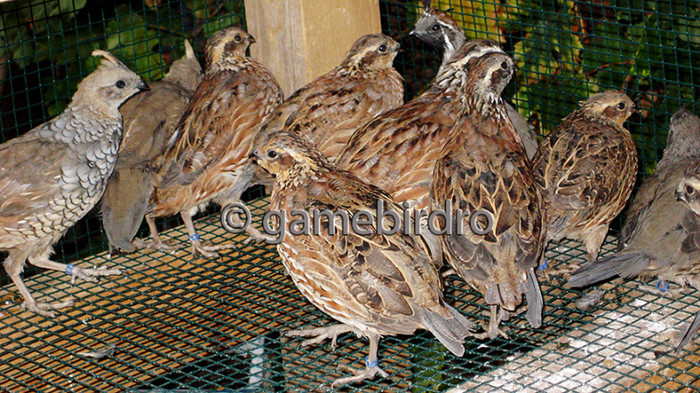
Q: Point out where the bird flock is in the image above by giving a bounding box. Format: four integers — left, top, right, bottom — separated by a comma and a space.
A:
1, 2, 699, 387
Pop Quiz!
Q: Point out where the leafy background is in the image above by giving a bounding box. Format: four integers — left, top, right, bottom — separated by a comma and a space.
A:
0, 0, 698, 282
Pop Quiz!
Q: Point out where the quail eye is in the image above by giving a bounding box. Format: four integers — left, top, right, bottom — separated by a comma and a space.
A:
267, 150, 278, 159
617, 102, 626, 110
431, 24, 440, 31
378, 44, 387, 53
234, 34, 242, 42
500, 61, 509, 70
116, 80, 126, 89
687, 185, 695, 195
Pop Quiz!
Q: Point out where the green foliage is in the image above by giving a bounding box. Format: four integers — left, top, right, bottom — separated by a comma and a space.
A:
2, 0, 244, 117
0, 0, 88, 68
408, 0, 699, 176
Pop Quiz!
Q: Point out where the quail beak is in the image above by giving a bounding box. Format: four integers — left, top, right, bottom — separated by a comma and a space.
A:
248, 150, 258, 161
409, 30, 417, 37
248, 35, 256, 44
138, 81, 150, 92
676, 189, 686, 203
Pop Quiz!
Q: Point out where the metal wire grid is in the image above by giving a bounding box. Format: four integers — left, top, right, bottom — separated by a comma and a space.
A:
1, 199, 699, 392
0, 0, 698, 391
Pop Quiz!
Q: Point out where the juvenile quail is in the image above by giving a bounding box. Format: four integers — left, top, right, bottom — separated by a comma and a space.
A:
410, 0, 539, 159
431, 49, 545, 339
337, 39, 507, 265
533, 90, 637, 272
101, 40, 202, 254
0, 50, 146, 316
256, 33, 403, 161
621, 107, 700, 248
146, 27, 283, 257
251, 131, 474, 387
568, 108, 700, 290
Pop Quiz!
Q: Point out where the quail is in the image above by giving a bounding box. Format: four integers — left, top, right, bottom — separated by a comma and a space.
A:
337, 39, 507, 266
431, 48, 545, 339
101, 40, 203, 254
0, 50, 146, 316
532, 90, 637, 273
251, 131, 474, 387
410, 0, 539, 159
146, 27, 283, 257
256, 33, 403, 161
621, 107, 700, 248
568, 108, 700, 290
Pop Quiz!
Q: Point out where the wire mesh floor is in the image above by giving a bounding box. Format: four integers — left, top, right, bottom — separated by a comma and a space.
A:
1, 197, 699, 392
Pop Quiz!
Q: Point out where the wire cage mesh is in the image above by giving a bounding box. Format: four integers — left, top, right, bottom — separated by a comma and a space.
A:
0, 0, 699, 392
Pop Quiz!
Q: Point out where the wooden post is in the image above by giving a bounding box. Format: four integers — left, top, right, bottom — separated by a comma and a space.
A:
244, 0, 382, 97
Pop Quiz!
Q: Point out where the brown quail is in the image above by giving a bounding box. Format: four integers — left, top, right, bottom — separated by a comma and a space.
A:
431, 49, 545, 339
533, 90, 637, 272
101, 40, 203, 254
146, 27, 283, 257
337, 39, 507, 266
0, 50, 146, 316
251, 131, 474, 387
410, 0, 539, 159
568, 108, 700, 290
256, 33, 403, 161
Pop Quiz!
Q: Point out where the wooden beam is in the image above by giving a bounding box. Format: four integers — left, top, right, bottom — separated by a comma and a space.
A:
244, 0, 382, 97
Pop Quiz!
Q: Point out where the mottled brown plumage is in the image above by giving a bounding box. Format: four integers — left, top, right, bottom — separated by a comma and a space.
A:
431, 49, 545, 339
1, 51, 146, 316
533, 90, 637, 266
337, 40, 507, 266
146, 27, 283, 257
101, 40, 203, 254
410, 1, 539, 159
252, 131, 473, 386
256, 33, 403, 161
569, 108, 700, 290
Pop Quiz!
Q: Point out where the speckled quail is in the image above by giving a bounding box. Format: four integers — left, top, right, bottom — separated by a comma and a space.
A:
0, 50, 146, 316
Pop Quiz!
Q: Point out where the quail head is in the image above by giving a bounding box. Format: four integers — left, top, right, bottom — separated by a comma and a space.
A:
620, 107, 700, 249
250, 131, 474, 387
145, 27, 283, 257
0, 50, 146, 316
569, 108, 700, 290
533, 90, 637, 273
338, 39, 507, 267
101, 40, 203, 255
410, 0, 539, 159
255, 33, 403, 161
430, 48, 545, 339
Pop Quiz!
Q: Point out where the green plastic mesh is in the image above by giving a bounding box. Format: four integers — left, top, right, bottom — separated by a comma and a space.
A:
0, 0, 699, 392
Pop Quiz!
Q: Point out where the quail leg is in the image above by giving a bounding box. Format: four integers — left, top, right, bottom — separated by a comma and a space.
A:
332, 333, 389, 387
137, 214, 179, 253
8, 273, 73, 317
475, 305, 509, 340
285, 324, 356, 350
28, 256, 122, 285
180, 213, 242, 258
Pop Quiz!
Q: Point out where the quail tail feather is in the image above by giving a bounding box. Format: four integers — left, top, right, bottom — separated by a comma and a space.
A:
568, 252, 650, 287
525, 268, 543, 328
422, 306, 474, 357
101, 166, 154, 253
